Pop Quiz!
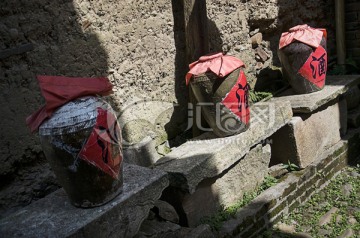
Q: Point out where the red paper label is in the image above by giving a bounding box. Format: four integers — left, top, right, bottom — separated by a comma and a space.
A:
79, 108, 122, 179
298, 45, 327, 88
221, 70, 250, 124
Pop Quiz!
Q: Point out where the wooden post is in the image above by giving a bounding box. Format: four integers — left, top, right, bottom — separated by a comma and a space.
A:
183, 0, 209, 137
335, 0, 346, 67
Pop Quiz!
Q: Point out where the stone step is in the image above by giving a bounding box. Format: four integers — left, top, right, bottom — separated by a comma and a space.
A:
177, 144, 272, 227
0, 164, 169, 238
271, 75, 360, 113
155, 100, 293, 193
270, 100, 345, 168
217, 127, 360, 238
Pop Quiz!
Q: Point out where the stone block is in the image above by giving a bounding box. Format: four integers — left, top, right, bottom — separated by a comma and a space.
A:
186, 224, 215, 238
135, 219, 181, 238
255, 46, 268, 62
0, 164, 169, 238
318, 207, 339, 226
216, 144, 271, 205
270, 101, 344, 168
155, 100, 293, 193
120, 98, 183, 166
136, 221, 214, 238
123, 136, 160, 167
271, 75, 360, 113
268, 164, 289, 178
180, 144, 271, 227
251, 33, 263, 48
154, 200, 179, 224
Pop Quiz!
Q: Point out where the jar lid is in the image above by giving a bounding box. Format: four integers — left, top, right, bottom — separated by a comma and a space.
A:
39, 96, 109, 136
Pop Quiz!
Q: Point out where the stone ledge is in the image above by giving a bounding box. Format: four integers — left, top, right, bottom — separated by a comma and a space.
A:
0, 164, 169, 238
175, 144, 271, 227
155, 100, 293, 193
218, 127, 360, 238
271, 75, 360, 113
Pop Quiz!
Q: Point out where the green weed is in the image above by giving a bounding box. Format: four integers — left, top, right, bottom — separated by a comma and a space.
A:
283, 160, 300, 172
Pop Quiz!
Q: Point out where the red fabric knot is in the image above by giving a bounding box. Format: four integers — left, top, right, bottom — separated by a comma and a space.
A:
186, 52, 245, 85
289, 24, 309, 32
26, 75, 113, 132
279, 24, 327, 49
198, 52, 223, 62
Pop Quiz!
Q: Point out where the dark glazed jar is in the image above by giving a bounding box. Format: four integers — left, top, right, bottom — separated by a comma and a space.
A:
278, 25, 327, 94
39, 96, 123, 207
190, 68, 250, 137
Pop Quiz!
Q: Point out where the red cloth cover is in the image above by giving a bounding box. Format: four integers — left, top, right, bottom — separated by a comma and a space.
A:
221, 70, 250, 125
79, 107, 122, 179
26, 76, 113, 132
279, 24, 327, 49
185, 52, 245, 85
298, 45, 327, 88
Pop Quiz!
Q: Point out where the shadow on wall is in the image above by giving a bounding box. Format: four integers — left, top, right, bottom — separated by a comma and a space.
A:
0, 0, 108, 218
250, 0, 335, 92
166, 0, 223, 142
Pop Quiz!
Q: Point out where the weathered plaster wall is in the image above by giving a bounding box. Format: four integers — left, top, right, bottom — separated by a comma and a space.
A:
207, 0, 335, 89
0, 0, 335, 216
0, 0, 178, 217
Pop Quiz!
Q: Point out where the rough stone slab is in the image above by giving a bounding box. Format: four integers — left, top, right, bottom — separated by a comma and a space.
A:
135, 220, 214, 238
135, 219, 181, 237
0, 164, 169, 238
187, 224, 215, 238
155, 100, 292, 193
154, 200, 179, 223
268, 164, 289, 178
181, 144, 271, 227
318, 207, 339, 226
123, 136, 160, 167
271, 75, 360, 113
119, 99, 181, 146
270, 101, 344, 168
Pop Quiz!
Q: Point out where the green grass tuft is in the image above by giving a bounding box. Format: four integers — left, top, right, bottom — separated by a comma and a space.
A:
249, 90, 273, 103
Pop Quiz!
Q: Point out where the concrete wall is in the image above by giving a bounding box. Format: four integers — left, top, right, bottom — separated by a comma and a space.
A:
0, 0, 335, 215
